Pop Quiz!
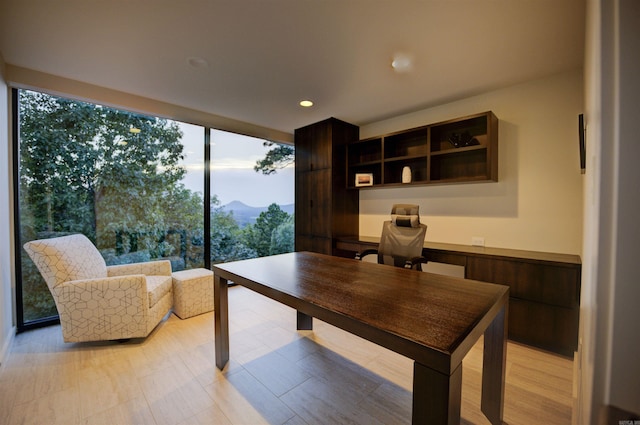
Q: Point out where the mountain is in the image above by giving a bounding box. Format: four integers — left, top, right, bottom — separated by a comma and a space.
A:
220, 201, 294, 227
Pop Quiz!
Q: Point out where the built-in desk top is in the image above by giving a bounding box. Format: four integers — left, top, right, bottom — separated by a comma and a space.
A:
337, 236, 581, 266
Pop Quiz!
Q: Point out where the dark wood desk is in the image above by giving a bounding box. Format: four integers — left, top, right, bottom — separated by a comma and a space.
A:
213, 252, 509, 425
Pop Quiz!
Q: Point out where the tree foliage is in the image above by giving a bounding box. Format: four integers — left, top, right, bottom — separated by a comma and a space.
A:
253, 141, 294, 175
210, 196, 257, 263
19, 90, 185, 246
242, 203, 291, 257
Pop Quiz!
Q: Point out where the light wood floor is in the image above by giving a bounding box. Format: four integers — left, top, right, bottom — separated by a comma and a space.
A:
0, 286, 574, 425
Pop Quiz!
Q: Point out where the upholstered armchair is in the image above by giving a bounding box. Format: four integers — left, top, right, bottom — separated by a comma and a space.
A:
24, 234, 173, 343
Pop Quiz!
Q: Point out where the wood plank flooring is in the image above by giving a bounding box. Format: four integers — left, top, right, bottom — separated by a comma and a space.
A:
0, 286, 574, 424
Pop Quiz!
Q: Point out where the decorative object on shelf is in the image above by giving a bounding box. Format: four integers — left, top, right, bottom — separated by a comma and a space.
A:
448, 131, 479, 148
355, 173, 374, 187
402, 166, 412, 183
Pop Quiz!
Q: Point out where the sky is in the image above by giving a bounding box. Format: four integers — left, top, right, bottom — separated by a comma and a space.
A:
177, 123, 295, 207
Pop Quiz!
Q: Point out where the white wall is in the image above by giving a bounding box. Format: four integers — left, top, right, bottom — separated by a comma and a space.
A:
359, 70, 584, 255
580, 0, 640, 422
0, 52, 15, 366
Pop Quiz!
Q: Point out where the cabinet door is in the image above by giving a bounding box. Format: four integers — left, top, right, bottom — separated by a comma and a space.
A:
509, 299, 578, 356
296, 169, 331, 244
296, 235, 332, 255
467, 257, 579, 307
295, 122, 332, 172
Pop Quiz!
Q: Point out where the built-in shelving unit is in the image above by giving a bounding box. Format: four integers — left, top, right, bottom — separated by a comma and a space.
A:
347, 111, 498, 188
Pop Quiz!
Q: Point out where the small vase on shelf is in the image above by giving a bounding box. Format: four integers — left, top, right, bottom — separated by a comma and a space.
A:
402, 166, 412, 183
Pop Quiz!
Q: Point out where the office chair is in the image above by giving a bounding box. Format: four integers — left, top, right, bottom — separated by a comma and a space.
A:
356, 204, 428, 270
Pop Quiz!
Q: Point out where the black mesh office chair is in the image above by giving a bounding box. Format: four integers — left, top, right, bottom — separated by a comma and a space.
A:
356, 204, 428, 271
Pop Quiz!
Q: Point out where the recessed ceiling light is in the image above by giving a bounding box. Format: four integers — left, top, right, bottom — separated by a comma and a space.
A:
299, 100, 314, 107
391, 53, 413, 73
187, 56, 209, 68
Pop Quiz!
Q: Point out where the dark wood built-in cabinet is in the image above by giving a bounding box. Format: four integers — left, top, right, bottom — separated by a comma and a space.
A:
336, 237, 581, 357
347, 111, 498, 188
295, 118, 359, 255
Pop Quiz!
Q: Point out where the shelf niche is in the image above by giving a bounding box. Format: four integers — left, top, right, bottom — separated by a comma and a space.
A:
347, 111, 498, 188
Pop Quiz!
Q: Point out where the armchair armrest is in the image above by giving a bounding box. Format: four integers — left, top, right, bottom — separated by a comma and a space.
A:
107, 260, 172, 277
355, 249, 378, 261
52, 275, 150, 341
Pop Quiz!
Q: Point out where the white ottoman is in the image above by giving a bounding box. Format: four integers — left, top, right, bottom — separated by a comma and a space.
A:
172, 268, 214, 319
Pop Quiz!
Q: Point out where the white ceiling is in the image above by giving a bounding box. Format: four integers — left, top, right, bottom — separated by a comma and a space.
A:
0, 0, 585, 136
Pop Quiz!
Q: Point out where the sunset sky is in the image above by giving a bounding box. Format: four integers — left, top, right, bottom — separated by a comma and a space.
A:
178, 122, 295, 207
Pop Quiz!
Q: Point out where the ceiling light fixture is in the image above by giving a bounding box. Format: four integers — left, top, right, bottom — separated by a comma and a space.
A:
187, 56, 209, 69
391, 53, 413, 73
299, 100, 314, 107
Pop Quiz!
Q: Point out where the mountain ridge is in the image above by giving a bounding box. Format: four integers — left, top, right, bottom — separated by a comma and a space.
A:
220, 201, 294, 227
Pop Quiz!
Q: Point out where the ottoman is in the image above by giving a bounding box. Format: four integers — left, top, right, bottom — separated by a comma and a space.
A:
172, 268, 214, 319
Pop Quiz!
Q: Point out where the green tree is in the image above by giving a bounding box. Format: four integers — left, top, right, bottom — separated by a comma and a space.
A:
253, 141, 294, 175
243, 203, 290, 257
210, 196, 256, 263
19, 90, 185, 247
270, 215, 294, 255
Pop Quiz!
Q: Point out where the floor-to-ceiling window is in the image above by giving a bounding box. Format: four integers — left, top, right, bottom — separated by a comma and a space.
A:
209, 129, 294, 262
14, 89, 293, 331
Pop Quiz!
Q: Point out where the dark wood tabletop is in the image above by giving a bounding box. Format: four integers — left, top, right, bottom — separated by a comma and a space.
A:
213, 251, 508, 374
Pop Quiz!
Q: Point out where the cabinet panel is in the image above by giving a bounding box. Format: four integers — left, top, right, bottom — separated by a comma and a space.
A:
296, 235, 332, 255
294, 121, 332, 172
308, 170, 331, 238
509, 298, 578, 356
467, 257, 578, 308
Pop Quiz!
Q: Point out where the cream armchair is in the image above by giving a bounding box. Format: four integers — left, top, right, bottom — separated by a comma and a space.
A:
24, 234, 173, 343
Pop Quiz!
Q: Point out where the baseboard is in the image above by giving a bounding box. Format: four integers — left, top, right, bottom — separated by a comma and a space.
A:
600, 404, 640, 424
0, 326, 16, 371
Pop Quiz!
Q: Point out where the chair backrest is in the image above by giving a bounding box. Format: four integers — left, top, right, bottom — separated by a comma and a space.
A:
377, 204, 427, 268
23, 234, 108, 290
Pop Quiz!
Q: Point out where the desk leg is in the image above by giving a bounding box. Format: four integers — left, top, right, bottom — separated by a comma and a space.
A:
297, 311, 313, 330
481, 304, 507, 425
412, 362, 462, 425
214, 275, 229, 369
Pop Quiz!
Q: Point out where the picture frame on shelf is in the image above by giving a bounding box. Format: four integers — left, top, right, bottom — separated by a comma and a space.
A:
355, 173, 374, 187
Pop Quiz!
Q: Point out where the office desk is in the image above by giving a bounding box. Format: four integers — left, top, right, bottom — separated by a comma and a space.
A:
213, 252, 509, 425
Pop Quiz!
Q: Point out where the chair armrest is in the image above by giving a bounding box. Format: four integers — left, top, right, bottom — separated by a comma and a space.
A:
52, 275, 150, 341
107, 260, 172, 277
404, 256, 428, 271
355, 249, 378, 261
